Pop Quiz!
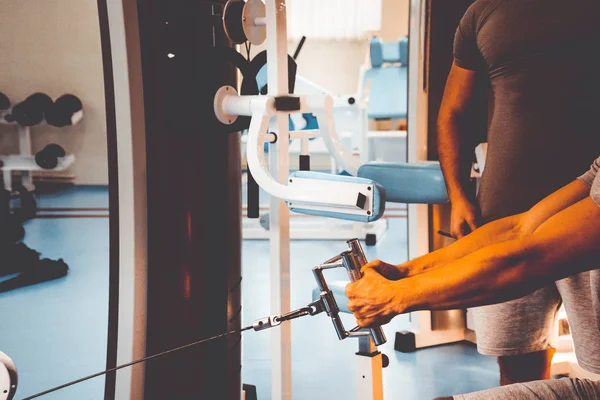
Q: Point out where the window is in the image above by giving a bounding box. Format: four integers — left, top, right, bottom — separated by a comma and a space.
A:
286, 0, 382, 41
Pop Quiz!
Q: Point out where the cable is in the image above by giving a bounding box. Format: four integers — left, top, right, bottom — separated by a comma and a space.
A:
21, 325, 254, 400
244, 41, 252, 60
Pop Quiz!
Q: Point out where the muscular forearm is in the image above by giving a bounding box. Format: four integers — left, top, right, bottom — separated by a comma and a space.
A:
398, 213, 524, 277
348, 197, 600, 329
438, 113, 474, 203
396, 239, 543, 312
395, 197, 600, 313
397, 180, 590, 278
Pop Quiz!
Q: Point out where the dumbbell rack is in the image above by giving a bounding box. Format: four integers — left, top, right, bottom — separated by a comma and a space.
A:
0, 110, 78, 193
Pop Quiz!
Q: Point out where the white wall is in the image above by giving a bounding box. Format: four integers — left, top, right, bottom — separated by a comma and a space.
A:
0, 0, 108, 185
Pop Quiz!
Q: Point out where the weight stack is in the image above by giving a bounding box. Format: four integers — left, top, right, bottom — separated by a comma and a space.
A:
137, 1, 242, 399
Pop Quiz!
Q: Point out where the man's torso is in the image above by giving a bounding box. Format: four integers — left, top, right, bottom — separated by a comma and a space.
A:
464, 0, 600, 220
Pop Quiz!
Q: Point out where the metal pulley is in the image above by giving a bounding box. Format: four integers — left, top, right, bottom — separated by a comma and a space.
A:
212, 47, 298, 131
223, 0, 266, 45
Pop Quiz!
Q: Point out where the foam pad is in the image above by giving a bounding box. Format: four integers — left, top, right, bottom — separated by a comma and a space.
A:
363, 66, 407, 119
369, 37, 384, 67
312, 281, 351, 314
399, 36, 408, 65
358, 162, 449, 204
381, 41, 402, 63
287, 171, 386, 222
370, 36, 408, 66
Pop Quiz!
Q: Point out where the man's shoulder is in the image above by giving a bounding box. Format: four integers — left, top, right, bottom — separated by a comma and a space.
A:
464, 0, 505, 27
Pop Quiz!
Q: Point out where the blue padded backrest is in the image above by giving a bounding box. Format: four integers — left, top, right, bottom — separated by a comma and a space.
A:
357, 162, 449, 204
370, 37, 384, 67
287, 171, 386, 223
363, 66, 407, 120
399, 36, 408, 65
381, 42, 401, 63
370, 36, 409, 67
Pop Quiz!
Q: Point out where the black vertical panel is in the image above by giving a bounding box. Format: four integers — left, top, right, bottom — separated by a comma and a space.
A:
426, 0, 487, 162
138, 0, 242, 399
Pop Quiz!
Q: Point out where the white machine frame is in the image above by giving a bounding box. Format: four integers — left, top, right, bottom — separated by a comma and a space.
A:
215, 1, 389, 399
239, 49, 406, 244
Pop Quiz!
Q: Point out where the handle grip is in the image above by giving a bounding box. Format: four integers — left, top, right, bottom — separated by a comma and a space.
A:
343, 239, 387, 346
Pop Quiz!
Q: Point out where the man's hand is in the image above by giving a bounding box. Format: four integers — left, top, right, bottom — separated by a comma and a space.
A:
345, 267, 403, 328
450, 198, 480, 238
363, 259, 407, 280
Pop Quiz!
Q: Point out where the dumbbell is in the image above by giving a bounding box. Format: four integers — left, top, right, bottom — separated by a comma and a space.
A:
5, 93, 53, 126
34, 144, 66, 170
45, 94, 83, 127
0, 92, 10, 111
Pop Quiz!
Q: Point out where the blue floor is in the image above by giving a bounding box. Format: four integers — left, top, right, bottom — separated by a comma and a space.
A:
0, 186, 500, 400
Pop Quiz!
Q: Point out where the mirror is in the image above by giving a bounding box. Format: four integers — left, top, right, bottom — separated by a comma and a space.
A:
0, 0, 110, 398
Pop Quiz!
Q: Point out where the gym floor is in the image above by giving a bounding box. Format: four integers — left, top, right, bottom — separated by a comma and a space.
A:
0, 186, 500, 400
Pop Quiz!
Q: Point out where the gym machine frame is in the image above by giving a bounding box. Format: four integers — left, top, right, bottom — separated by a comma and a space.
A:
240, 76, 398, 244
250, 239, 387, 400
215, 1, 387, 398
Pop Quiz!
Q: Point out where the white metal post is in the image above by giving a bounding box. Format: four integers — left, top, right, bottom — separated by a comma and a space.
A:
266, 1, 292, 399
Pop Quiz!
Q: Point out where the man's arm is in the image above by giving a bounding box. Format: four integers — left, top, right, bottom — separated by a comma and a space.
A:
438, 63, 481, 238
391, 180, 590, 278
403, 196, 600, 312
346, 182, 595, 327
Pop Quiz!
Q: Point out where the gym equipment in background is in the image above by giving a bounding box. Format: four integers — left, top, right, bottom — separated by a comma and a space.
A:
44, 94, 83, 127
222, 0, 266, 46
0, 245, 69, 294
240, 36, 405, 243
0, 91, 79, 193
4, 93, 53, 127
0, 92, 10, 112
34, 144, 66, 170
362, 36, 408, 122
0, 188, 68, 295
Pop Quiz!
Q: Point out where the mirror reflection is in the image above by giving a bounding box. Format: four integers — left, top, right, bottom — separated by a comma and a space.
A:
0, 0, 109, 398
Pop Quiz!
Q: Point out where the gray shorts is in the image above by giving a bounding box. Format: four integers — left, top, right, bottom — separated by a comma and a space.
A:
472, 269, 600, 373
453, 378, 600, 400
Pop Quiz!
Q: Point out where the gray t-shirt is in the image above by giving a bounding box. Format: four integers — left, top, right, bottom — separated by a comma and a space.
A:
578, 157, 600, 206
454, 0, 600, 222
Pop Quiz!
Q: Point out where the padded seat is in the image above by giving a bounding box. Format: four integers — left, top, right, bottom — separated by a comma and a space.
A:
287, 171, 387, 223
358, 162, 449, 204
